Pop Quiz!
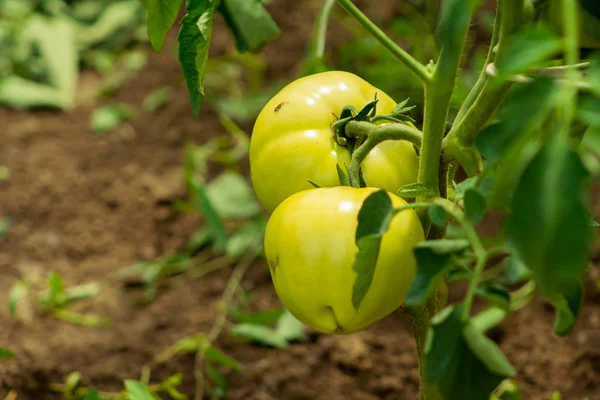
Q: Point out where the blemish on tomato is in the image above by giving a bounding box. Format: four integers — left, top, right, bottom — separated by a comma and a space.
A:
274, 102, 288, 113
268, 255, 279, 273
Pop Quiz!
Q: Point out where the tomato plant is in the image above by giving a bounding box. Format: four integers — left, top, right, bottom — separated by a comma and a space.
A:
143, 0, 600, 399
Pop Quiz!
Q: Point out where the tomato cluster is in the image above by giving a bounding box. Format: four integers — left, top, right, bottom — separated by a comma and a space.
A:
250, 72, 424, 333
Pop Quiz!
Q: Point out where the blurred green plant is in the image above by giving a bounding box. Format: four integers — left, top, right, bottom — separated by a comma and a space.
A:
0, 0, 146, 109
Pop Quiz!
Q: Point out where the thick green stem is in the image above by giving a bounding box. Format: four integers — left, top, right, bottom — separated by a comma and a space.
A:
560, 0, 580, 139
346, 121, 423, 187
335, 0, 431, 83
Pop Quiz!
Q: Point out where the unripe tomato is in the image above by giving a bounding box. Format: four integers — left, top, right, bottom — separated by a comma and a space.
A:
250, 71, 420, 212
264, 187, 424, 334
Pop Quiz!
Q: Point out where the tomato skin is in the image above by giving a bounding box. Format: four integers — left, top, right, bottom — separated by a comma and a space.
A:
250, 71, 420, 213
264, 187, 424, 334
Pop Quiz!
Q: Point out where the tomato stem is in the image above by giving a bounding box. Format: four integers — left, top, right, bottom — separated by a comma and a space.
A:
345, 121, 423, 187
335, 0, 432, 83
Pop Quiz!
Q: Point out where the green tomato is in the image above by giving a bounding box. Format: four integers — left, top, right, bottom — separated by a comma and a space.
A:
264, 187, 424, 334
250, 71, 419, 213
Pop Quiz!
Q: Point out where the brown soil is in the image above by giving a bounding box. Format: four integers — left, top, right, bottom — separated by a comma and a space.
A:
1, 2, 599, 400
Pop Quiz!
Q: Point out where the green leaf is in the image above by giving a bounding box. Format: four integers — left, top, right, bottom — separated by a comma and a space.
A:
218, 0, 280, 52
476, 282, 510, 311
230, 323, 288, 348
8, 281, 28, 316
204, 345, 243, 371
124, 380, 156, 400
275, 310, 305, 342
336, 164, 350, 186
437, 0, 481, 52
229, 308, 284, 325
553, 283, 584, 336
419, 239, 470, 254
454, 177, 495, 200
476, 78, 559, 164
425, 305, 514, 400
428, 205, 448, 228
83, 389, 102, 400
0, 76, 70, 109
464, 188, 486, 223
590, 219, 600, 227
0, 346, 15, 359
505, 255, 532, 284
352, 190, 395, 310
142, 87, 173, 112
397, 183, 434, 198
578, 94, 600, 126
225, 218, 266, 259
178, 0, 218, 117
144, 0, 184, 51
184, 146, 228, 249
206, 172, 261, 219
470, 307, 507, 333
507, 139, 592, 335
48, 272, 66, 306
205, 364, 228, 398
405, 244, 455, 306
496, 25, 561, 76
90, 104, 132, 133
307, 179, 322, 188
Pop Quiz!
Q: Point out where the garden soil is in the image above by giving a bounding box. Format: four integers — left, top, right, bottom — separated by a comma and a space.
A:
1, 2, 599, 399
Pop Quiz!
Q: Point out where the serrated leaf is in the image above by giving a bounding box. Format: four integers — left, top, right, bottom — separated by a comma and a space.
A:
352, 190, 394, 310
124, 380, 156, 400
206, 171, 261, 219
178, 1, 218, 116
8, 281, 28, 316
275, 310, 305, 342
218, 0, 280, 52
428, 204, 447, 228
204, 345, 243, 371
145, 0, 184, 51
397, 183, 433, 198
230, 324, 287, 348
496, 25, 561, 76
425, 305, 513, 400
229, 308, 284, 325
507, 139, 592, 335
405, 244, 455, 306
464, 188, 486, 223
0, 347, 15, 359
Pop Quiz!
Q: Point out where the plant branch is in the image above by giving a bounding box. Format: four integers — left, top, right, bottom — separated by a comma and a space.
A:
335, 0, 432, 83
560, 0, 580, 139
345, 121, 423, 187
314, 0, 336, 60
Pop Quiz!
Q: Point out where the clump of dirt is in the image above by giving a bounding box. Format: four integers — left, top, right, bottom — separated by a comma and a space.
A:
1, 1, 599, 399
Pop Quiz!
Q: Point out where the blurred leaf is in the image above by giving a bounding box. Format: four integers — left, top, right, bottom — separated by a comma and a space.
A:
184, 146, 228, 250
476, 282, 510, 311
470, 307, 507, 333
578, 94, 600, 126
0, 75, 69, 109
476, 78, 559, 164
230, 323, 287, 348
464, 188, 486, 223
144, 0, 184, 51
352, 190, 394, 310
398, 183, 434, 198
426, 306, 514, 400
47, 272, 66, 306
420, 239, 470, 254
275, 310, 305, 342
90, 103, 132, 133
205, 364, 228, 399
428, 204, 448, 228
177, 0, 218, 116
206, 172, 261, 219
230, 308, 284, 325
204, 345, 243, 371
496, 26, 561, 76
405, 242, 456, 306
8, 281, 28, 316
492, 380, 521, 400
225, 218, 266, 259
553, 283, 584, 336
78, 1, 142, 49
0, 346, 15, 359
437, 0, 481, 52
218, 0, 279, 52
64, 282, 102, 303
83, 389, 102, 400
505, 255, 532, 284
124, 380, 156, 400
142, 86, 172, 112
159, 374, 186, 400
0, 218, 11, 239
507, 139, 592, 335
454, 177, 495, 200
65, 371, 81, 393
